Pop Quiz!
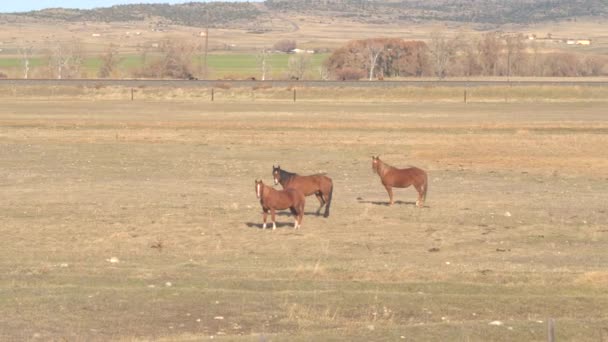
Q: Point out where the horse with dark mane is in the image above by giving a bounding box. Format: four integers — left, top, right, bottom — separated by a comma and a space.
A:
272, 165, 333, 217
255, 179, 305, 230
371, 156, 428, 207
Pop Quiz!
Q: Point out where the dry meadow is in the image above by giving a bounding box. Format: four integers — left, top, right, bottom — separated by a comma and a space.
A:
1, 86, 608, 341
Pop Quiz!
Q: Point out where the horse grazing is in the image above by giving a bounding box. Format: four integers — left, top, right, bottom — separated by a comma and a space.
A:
272, 165, 333, 217
255, 179, 305, 230
371, 156, 428, 207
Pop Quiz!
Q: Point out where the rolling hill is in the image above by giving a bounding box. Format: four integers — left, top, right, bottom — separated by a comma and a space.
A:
2, 0, 606, 28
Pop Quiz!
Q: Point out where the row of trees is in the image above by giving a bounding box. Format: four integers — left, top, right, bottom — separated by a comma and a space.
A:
325, 33, 607, 80
13, 39, 198, 80
10, 34, 606, 80
17, 40, 87, 79
325, 38, 429, 80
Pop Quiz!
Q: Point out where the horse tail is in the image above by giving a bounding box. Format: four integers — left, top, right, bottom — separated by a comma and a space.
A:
323, 180, 333, 218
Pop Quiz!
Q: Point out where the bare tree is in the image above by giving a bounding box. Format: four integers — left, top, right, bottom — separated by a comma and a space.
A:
478, 32, 502, 76
256, 47, 271, 80
318, 64, 330, 80
459, 36, 481, 77
160, 38, 196, 79
364, 40, 384, 80
98, 44, 119, 78
504, 34, 526, 77
133, 38, 197, 79
48, 40, 85, 79
19, 42, 33, 79
530, 40, 542, 76
428, 31, 459, 78
287, 54, 311, 80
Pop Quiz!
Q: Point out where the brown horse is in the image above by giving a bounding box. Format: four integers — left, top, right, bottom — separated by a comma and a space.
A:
272, 165, 333, 217
255, 179, 305, 230
371, 156, 428, 207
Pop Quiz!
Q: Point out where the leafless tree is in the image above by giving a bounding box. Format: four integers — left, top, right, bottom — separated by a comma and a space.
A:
287, 54, 311, 80
459, 36, 481, 77
364, 40, 384, 80
318, 64, 330, 80
159, 38, 196, 79
19, 42, 33, 79
256, 47, 271, 80
48, 40, 85, 79
504, 34, 526, 77
98, 44, 119, 78
133, 38, 197, 79
478, 32, 502, 76
428, 31, 459, 78
529, 40, 542, 76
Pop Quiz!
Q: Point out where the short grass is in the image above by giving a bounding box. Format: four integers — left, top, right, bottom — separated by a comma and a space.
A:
0, 90, 607, 341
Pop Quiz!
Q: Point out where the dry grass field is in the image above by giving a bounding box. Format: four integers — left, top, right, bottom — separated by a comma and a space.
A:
1, 86, 608, 341
1, 15, 607, 53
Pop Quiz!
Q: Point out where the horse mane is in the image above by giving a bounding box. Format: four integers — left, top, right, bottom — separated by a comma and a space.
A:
279, 168, 298, 183
375, 158, 395, 176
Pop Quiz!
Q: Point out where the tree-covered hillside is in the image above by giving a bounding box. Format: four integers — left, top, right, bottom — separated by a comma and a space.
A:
3, 0, 606, 26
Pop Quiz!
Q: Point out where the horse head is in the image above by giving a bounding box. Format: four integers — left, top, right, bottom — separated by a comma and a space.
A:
372, 155, 380, 172
272, 165, 281, 185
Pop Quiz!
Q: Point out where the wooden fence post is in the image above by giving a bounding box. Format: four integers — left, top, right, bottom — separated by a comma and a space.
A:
131, 88, 134, 101
293, 88, 296, 102
464, 89, 467, 104
211, 88, 214, 102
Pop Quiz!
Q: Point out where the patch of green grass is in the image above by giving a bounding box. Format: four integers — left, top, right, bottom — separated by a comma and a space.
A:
0, 53, 329, 79
0, 57, 47, 68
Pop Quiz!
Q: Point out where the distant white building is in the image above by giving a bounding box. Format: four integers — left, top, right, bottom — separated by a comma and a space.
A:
566, 38, 591, 45
291, 48, 315, 54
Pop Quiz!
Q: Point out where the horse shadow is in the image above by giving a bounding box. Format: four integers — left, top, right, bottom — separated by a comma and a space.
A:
276, 211, 320, 217
245, 222, 296, 229
358, 199, 424, 207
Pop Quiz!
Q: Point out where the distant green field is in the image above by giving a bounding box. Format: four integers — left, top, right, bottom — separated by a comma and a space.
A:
205, 53, 328, 79
0, 53, 329, 79
0, 58, 47, 68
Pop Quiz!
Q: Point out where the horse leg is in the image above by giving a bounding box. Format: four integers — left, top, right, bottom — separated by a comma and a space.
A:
384, 185, 394, 205
290, 207, 298, 229
271, 209, 277, 230
297, 203, 304, 229
262, 209, 268, 229
322, 186, 332, 218
314, 192, 325, 216
414, 184, 424, 207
